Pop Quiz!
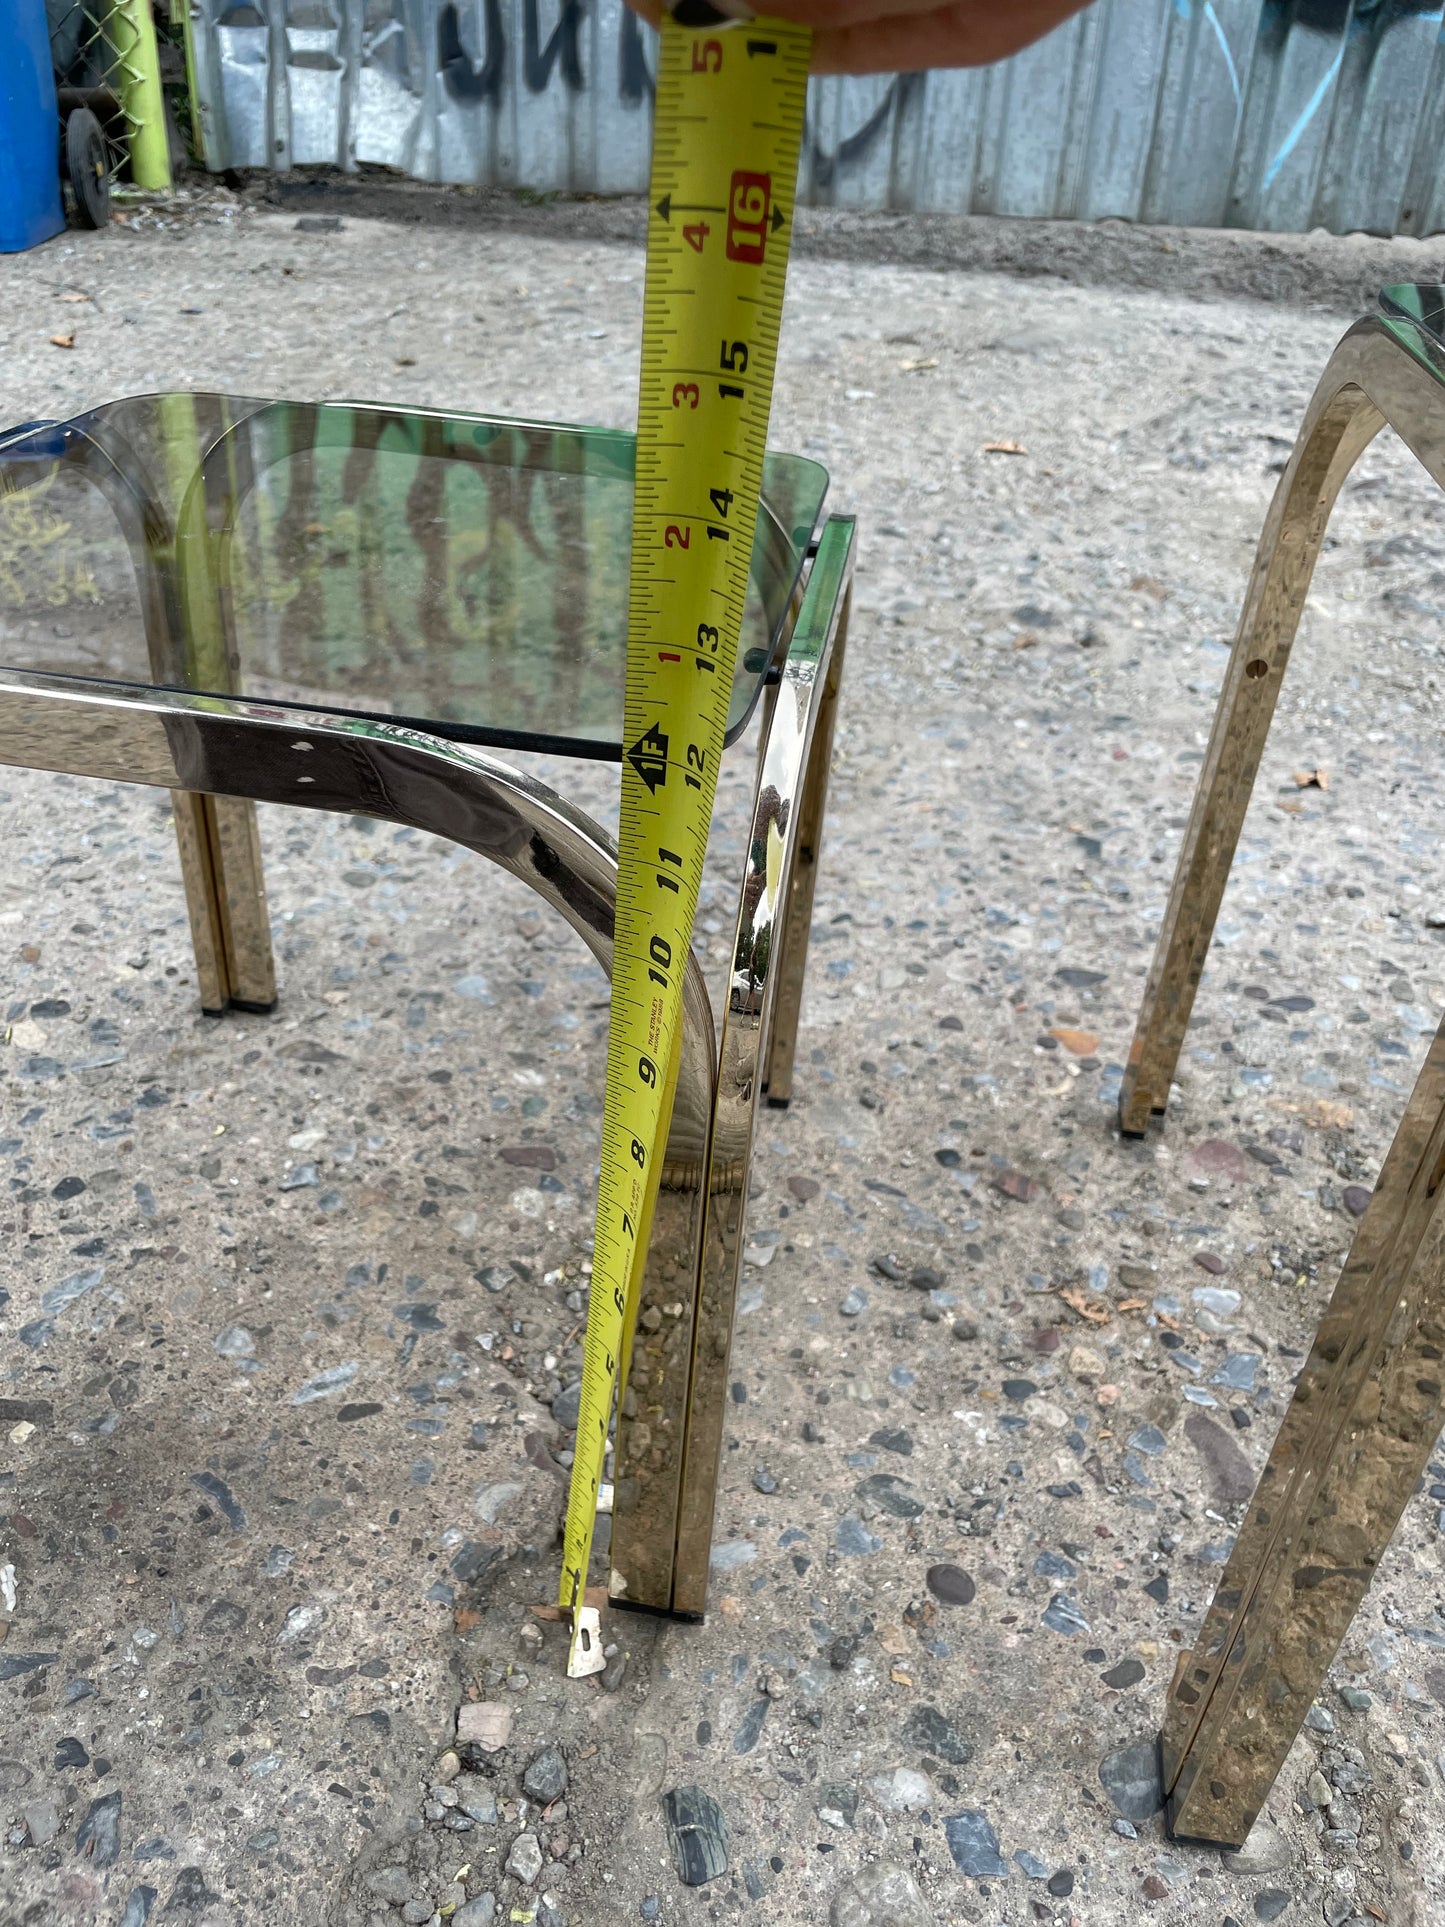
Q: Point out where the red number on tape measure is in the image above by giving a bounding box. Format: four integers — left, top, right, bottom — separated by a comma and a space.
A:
726, 171, 771, 264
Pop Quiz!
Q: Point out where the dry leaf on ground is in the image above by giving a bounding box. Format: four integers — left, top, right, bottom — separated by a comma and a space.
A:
1050, 1027, 1099, 1056
983, 438, 1027, 455
49, 334, 75, 350
1293, 768, 1329, 789
1060, 1285, 1111, 1323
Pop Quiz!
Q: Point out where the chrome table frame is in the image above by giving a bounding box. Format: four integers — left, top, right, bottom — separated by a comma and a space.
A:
0, 509, 854, 1625
1117, 303, 1445, 1845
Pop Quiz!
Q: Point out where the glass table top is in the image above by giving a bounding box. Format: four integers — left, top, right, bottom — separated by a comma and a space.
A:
0, 394, 828, 760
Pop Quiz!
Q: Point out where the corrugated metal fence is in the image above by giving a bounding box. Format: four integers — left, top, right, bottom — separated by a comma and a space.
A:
188, 0, 1445, 237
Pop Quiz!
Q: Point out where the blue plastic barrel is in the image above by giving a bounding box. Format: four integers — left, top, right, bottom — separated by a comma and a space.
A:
0, 0, 66, 252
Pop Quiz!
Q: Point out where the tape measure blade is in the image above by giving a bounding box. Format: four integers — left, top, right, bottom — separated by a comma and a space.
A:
562, 13, 811, 1659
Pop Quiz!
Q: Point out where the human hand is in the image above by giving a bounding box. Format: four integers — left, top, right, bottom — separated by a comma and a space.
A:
629, 0, 1093, 76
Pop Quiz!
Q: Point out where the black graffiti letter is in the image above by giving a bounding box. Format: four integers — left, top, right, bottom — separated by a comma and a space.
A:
619, 6, 653, 104
523, 0, 585, 93
439, 0, 505, 103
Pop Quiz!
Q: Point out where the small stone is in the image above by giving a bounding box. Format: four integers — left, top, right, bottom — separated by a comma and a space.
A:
1254, 1892, 1291, 1922
523, 1745, 568, 1805
1326, 1795, 1362, 1836
1099, 1739, 1164, 1821
1052, 1026, 1099, 1056
660, 1786, 729, 1886
1041, 1593, 1091, 1635
1193, 1286, 1241, 1318
24, 1800, 60, 1847
454, 1899, 496, 1927
458, 1778, 499, 1824
1341, 1185, 1372, 1218
836, 1515, 882, 1556
1128, 1425, 1167, 1457
1184, 1140, 1250, 1186
117, 1890, 158, 1927
870, 1767, 932, 1813
551, 1382, 582, 1429
870, 1427, 913, 1457
1101, 1658, 1145, 1691
1034, 1549, 1077, 1579
1069, 1345, 1107, 1380
925, 1564, 975, 1606
1193, 1251, 1226, 1275
870, 1254, 905, 1281
854, 1472, 924, 1519
1047, 1869, 1075, 1899
505, 1831, 543, 1885
1184, 1410, 1256, 1507
1306, 1770, 1332, 1808
1142, 1875, 1169, 1901
76, 1790, 122, 1868
991, 1166, 1038, 1203
829, 1861, 932, 1927
952, 1317, 979, 1342
1340, 1687, 1372, 1710
943, 1809, 1006, 1878
787, 1176, 820, 1202
1213, 1352, 1260, 1391
816, 1783, 858, 1830
1001, 1377, 1037, 1401
1117, 1263, 1157, 1293
733, 1699, 770, 1754
403, 1902, 434, 1924
901, 1703, 973, 1765
1014, 1849, 1049, 1879
1305, 1704, 1335, 1733
839, 1286, 869, 1318
601, 1649, 631, 1695
908, 1265, 944, 1291
366, 1867, 413, 1906
457, 1701, 512, 1752
751, 1467, 778, 1494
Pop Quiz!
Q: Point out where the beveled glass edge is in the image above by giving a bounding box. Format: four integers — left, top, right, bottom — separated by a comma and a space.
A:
1380, 284, 1445, 346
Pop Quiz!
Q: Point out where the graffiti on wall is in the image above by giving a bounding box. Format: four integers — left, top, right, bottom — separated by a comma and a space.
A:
190, 0, 1445, 236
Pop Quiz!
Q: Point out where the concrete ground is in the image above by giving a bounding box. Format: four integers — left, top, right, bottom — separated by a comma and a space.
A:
3, 185, 1445, 1927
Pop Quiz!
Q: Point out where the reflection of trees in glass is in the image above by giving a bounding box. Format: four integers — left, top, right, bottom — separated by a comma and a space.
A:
0, 468, 103, 615
734, 781, 790, 989
750, 920, 772, 986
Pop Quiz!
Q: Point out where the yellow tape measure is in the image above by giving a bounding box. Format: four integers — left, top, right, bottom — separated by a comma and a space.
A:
560, 9, 811, 1675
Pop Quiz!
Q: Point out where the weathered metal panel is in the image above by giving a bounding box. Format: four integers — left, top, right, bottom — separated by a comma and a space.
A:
187, 0, 1445, 236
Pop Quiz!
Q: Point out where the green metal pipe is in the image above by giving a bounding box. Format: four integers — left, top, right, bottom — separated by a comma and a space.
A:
110, 0, 172, 193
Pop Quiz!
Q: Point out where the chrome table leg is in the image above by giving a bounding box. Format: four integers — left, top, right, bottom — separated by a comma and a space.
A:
172, 792, 276, 1014
1164, 1017, 1445, 1844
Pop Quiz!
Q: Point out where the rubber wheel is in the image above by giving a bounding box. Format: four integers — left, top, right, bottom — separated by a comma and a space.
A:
64, 108, 110, 230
